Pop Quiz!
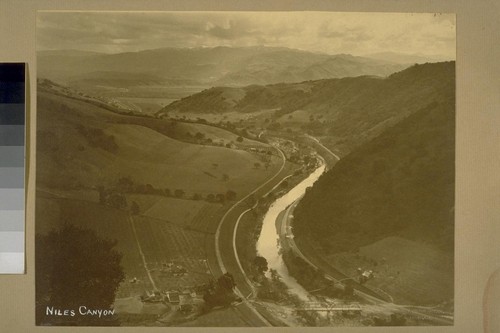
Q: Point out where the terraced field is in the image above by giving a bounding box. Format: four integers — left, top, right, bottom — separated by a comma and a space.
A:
188, 204, 225, 232
141, 197, 212, 227
130, 215, 213, 288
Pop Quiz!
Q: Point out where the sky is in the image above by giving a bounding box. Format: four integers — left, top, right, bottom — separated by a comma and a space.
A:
37, 11, 456, 59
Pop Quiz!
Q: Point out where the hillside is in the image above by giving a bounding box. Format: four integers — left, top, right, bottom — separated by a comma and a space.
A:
36, 89, 281, 196
291, 95, 455, 304
38, 47, 407, 88
36, 82, 288, 325
160, 62, 455, 151
294, 97, 455, 251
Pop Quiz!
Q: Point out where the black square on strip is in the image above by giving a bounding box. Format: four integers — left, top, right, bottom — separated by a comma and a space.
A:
0, 63, 25, 82
0, 63, 25, 104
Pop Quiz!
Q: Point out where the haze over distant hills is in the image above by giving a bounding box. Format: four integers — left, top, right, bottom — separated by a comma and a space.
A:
366, 52, 452, 65
38, 46, 410, 88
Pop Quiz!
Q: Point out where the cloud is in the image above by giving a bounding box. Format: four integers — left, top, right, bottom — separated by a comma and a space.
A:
36, 11, 455, 59
205, 19, 259, 40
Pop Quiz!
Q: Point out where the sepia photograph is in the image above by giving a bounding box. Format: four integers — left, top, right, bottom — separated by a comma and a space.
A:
35, 11, 456, 327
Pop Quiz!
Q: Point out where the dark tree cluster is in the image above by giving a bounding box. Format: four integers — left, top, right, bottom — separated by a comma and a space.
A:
98, 186, 127, 209
36, 224, 125, 326
202, 273, 238, 309
114, 177, 237, 205
75, 124, 118, 153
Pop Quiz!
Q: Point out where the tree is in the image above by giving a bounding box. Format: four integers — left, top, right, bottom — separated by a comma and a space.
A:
344, 281, 354, 297
174, 189, 185, 198
195, 132, 205, 140
108, 193, 127, 209
236, 136, 244, 142
247, 194, 257, 208
222, 173, 230, 181
131, 201, 140, 215
216, 193, 226, 203
145, 184, 155, 194
135, 184, 146, 193
253, 256, 268, 273
97, 186, 106, 204
226, 190, 237, 201
267, 122, 281, 130
117, 176, 134, 192
36, 224, 125, 325
217, 273, 236, 291
254, 162, 261, 169
203, 273, 238, 309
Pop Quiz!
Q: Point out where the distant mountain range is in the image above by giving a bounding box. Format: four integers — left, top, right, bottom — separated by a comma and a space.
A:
366, 51, 453, 65
38, 46, 410, 88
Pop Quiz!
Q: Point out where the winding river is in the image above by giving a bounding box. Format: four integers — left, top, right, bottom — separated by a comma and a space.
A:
256, 163, 326, 300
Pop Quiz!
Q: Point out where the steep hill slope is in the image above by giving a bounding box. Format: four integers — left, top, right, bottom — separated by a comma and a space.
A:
291, 96, 455, 305
293, 98, 455, 254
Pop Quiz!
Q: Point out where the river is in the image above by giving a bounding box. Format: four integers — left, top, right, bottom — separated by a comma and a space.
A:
256, 162, 326, 301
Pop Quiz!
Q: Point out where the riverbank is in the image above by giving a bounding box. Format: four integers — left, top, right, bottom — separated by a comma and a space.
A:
233, 159, 311, 291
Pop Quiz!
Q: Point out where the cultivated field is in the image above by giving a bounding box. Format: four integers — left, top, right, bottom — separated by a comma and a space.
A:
132, 214, 212, 288
138, 196, 222, 231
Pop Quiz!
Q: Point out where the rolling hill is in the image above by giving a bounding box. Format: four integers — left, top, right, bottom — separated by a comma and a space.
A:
160, 62, 455, 151
36, 88, 281, 195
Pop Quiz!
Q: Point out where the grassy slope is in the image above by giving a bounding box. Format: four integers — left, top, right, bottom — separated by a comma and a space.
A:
37, 91, 279, 194
293, 96, 455, 305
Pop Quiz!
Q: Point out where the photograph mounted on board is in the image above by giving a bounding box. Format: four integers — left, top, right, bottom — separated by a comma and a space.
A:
35, 11, 455, 327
